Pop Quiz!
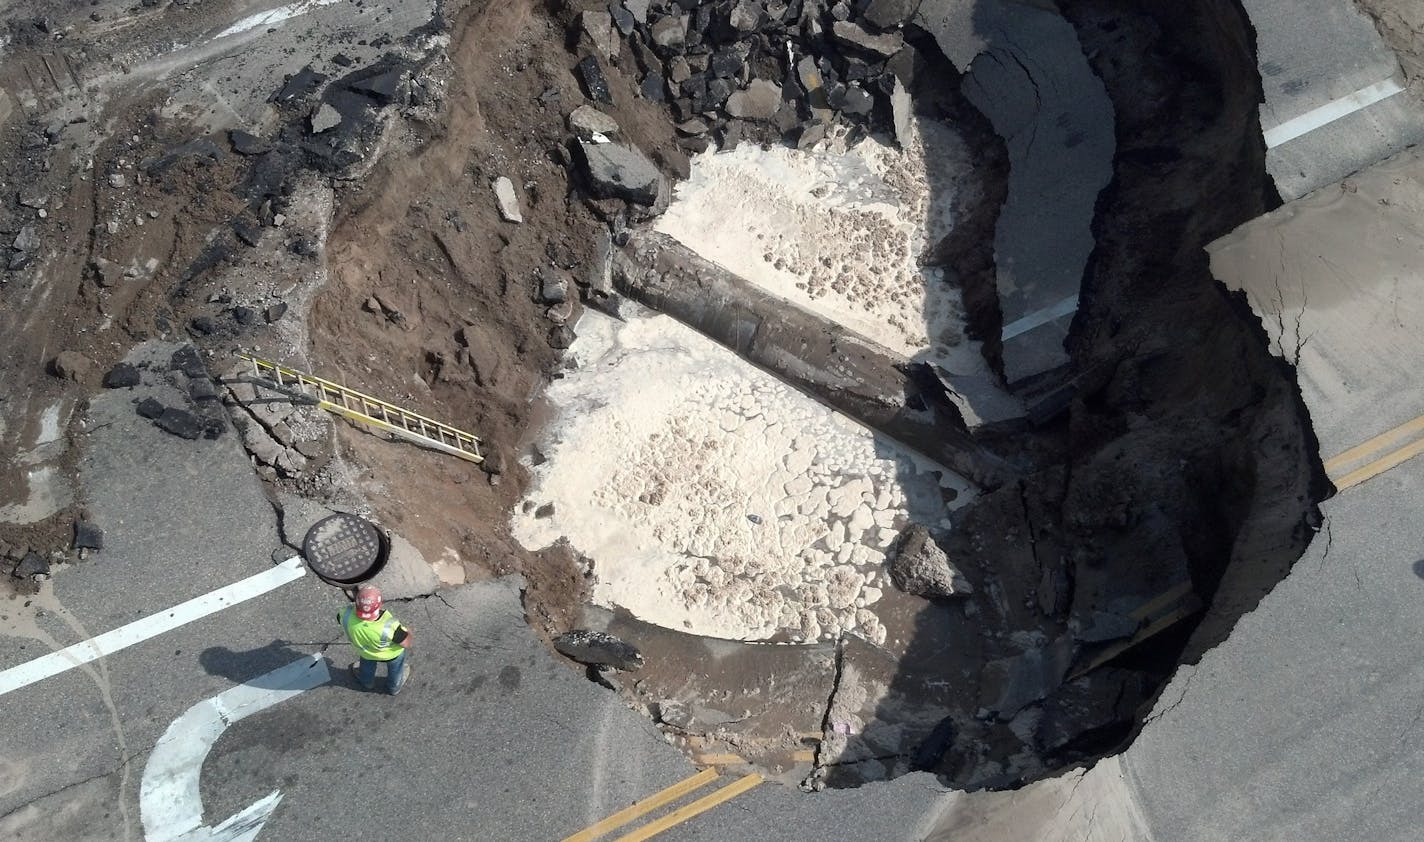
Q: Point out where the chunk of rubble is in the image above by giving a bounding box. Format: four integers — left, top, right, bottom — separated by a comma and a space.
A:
576, 55, 613, 104
492, 177, 523, 223
51, 351, 96, 384
102, 363, 140, 389
228, 130, 272, 156
623, 0, 650, 25
576, 140, 662, 205
568, 104, 619, 139
887, 524, 973, 598
831, 20, 905, 56
310, 103, 342, 134
155, 407, 204, 440
92, 256, 123, 288
649, 14, 686, 52
725, 79, 783, 120
539, 268, 569, 304
13, 551, 49, 579
73, 520, 104, 551
553, 629, 644, 671
577, 10, 618, 60
13, 224, 39, 253
863, 0, 922, 30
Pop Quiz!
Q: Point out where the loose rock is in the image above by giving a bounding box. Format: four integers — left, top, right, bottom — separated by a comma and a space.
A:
265, 302, 289, 323
92, 256, 123, 288
548, 324, 576, 350
539, 268, 569, 304
73, 520, 104, 551
13, 551, 49, 579
887, 524, 973, 598
13, 224, 39, 253
576, 140, 663, 205
228, 130, 272, 155
863, 0, 922, 30
553, 629, 645, 671
577, 11, 618, 61
102, 363, 140, 389
568, 104, 620, 139
492, 177, 523, 223
725, 79, 783, 120
576, 55, 613, 104
649, 14, 686, 52
51, 351, 96, 383
831, 20, 905, 56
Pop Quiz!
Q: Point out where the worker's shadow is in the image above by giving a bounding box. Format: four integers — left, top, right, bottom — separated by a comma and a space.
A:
200, 641, 353, 688
1411, 559, 1424, 581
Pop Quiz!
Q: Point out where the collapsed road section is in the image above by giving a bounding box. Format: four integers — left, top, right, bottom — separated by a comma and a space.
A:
506, 0, 1327, 792
0, 0, 1330, 808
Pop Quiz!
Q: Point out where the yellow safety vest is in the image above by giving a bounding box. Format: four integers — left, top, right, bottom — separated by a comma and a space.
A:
341, 607, 406, 661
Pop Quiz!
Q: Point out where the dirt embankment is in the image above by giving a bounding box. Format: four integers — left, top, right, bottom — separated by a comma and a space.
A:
306, 0, 690, 632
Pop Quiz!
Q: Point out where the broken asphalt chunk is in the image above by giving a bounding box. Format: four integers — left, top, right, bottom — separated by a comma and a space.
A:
273, 66, 327, 103
13, 551, 48, 579
576, 140, 662, 205
73, 520, 104, 551
155, 407, 204, 440
136, 397, 165, 419
576, 55, 613, 104
554, 629, 645, 671
102, 363, 140, 389
228, 130, 272, 156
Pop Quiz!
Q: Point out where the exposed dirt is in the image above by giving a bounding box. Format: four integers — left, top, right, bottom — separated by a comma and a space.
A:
305, 0, 696, 634
1358, 0, 1424, 93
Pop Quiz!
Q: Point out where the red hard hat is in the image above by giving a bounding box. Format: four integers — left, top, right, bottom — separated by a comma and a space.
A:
355, 586, 383, 620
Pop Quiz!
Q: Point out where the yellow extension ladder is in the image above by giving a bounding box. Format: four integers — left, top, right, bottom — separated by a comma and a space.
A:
238, 353, 484, 465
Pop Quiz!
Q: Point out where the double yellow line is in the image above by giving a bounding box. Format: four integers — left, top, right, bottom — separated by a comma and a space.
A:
1325, 413, 1424, 491
561, 768, 763, 842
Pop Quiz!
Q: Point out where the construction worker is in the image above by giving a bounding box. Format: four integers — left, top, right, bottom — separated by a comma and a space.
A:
339, 585, 413, 695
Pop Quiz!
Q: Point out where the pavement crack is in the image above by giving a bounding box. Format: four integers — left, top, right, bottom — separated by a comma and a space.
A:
1143, 664, 1197, 727
0, 749, 150, 825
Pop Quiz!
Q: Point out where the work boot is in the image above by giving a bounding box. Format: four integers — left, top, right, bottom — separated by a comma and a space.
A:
391, 665, 411, 696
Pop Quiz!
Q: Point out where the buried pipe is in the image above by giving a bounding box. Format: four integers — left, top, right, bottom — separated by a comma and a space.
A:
611, 231, 1018, 490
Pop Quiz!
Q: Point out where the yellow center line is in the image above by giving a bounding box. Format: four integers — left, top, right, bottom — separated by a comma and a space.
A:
560, 768, 719, 842
1324, 414, 1424, 475
611, 774, 764, 842
1332, 436, 1424, 491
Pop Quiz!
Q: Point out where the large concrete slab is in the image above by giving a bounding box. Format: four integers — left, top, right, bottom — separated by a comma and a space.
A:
916, 0, 1114, 385
1207, 145, 1424, 455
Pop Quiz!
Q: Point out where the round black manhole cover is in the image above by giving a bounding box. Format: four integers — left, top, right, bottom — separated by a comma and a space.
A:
302, 513, 388, 585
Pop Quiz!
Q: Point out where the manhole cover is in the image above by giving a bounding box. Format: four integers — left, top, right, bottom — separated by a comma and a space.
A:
302, 513, 387, 585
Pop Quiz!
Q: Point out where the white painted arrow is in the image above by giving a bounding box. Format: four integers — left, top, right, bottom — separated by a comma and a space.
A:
141, 654, 332, 842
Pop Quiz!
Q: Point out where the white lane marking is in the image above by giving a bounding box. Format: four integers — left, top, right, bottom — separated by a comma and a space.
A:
1264, 77, 1406, 148
215, 0, 343, 39
0, 558, 306, 697
1001, 294, 1079, 341
141, 654, 332, 842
